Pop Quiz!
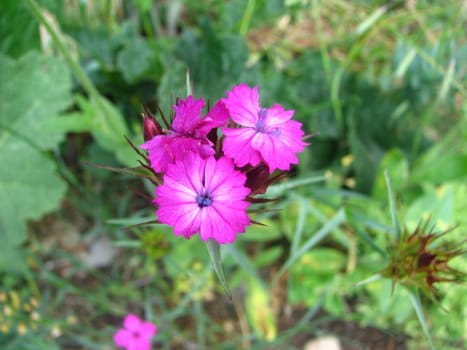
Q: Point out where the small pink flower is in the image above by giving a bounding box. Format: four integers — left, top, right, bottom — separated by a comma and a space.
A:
222, 83, 307, 173
141, 96, 229, 173
155, 152, 251, 244
114, 314, 157, 350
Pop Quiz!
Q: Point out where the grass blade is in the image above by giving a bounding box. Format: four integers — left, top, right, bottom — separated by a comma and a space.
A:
276, 209, 346, 281
408, 289, 436, 350
265, 175, 326, 197
384, 169, 400, 240
438, 59, 455, 101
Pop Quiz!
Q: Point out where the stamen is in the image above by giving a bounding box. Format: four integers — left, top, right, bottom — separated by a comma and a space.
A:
255, 108, 267, 132
196, 193, 213, 208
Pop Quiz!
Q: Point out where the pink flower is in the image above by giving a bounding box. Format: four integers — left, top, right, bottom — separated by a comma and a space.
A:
114, 314, 157, 350
155, 152, 251, 244
221, 83, 307, 173
141, 96, 229, 173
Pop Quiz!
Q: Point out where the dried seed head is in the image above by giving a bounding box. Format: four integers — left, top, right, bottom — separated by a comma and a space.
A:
382, 220, 466, 298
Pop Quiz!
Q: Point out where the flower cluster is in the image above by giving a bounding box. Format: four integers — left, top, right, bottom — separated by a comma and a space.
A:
139, 83, 308, 244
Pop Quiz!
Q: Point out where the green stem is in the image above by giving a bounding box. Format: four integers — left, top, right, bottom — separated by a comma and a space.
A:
26, 0, 101, 100
239, 0, 256, 36
312, 0, 332, 85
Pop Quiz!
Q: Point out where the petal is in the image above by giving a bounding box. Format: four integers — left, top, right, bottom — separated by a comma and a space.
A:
164, 151, 204, 192
128, 340, 152, 350
172, 96, 205, 133
203, 156, 249, 199
124, 314, 142, 331
157, 201, 201, 236
167, 137, 215, 165
140, 322, 157, 338
156, 179, 195, 204
222, 84, 260, 127
114, 329, 131, 347
250, 117, 307, 173
171, 207, 202, 237
263, 104, 295, 127
199, 202, 250, 244
222, 127, 262, 167
140, 135, 175, 173
202, 156, 230, 193
195, 100, 230, 137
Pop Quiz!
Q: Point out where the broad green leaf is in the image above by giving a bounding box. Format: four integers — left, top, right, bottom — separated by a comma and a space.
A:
116, 37, 162, 84
288, 248, 345, 308
411, 151, 467, 185
0, 1, 40, 57
253, 246, 283, 267
0, 52, 73, 149
0, 246, 28, 274
157, 58, 187, 113
0, 137, 66, 247
405, 184, 454, 231
175, 18, 249, 100
361, 278, 413, 324
0, 52, 73, 249
75, 95, 140, 166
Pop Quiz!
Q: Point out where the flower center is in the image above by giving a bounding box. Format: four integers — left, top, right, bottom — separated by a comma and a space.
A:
255, 108, 281, 137
196, 192, 213, 208
131, 331, 141, 340
255, 108, 267, 132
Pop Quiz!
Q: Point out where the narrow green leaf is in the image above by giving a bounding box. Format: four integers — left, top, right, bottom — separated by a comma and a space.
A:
239, 0, 256, 36
384, 169, 400, 240
355, 274, 382, 287
265, 175, 326, 197
355, 5, 388, 36
408, 289, 436, 350
276, 209, 346, 280
224, 245, 263, 285
438, 59, 455, 101
290, 196, 308, 255
186, 69, 193, 96
113, 240, 142, 248
206, 240, 231, 298
395, 48, 417, 79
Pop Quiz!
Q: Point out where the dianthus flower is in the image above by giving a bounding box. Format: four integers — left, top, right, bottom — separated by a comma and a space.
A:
141, 96, 229, 173
114, 314, 157, 350
155, 152, 251, 244
221, 83, 307, 173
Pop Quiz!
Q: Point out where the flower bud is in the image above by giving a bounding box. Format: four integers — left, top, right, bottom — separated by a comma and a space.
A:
142, 106, 162, 141
382, 220, 466, 297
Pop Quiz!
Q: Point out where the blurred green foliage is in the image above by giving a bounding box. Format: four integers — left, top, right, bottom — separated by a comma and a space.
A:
0, 0, 465, 349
